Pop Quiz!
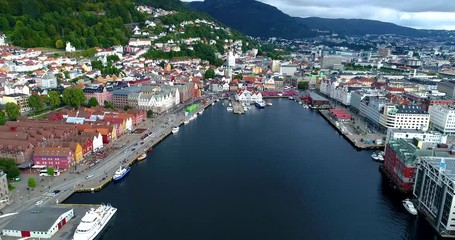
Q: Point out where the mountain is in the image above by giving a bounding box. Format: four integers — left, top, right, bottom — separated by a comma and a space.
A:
188, 0, 314, 38
188, 0, 428, 38
0, 0, 145, 48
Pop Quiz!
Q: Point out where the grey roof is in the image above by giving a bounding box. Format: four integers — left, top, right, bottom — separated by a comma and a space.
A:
309, 92, 329, 101
422, 157, 455, 180
112, 86, 141, 96
396, 105, 426, 114
4, 207, 72, 231
439, 81, 455, 87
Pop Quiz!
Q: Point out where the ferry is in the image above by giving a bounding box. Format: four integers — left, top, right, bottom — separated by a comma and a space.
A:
402, 199, 418, 215
113, 166, 130, 182
137, 153, 146, 161
73, 204, 117, 240
172, 126, 179, 133
254, 100, 266, 109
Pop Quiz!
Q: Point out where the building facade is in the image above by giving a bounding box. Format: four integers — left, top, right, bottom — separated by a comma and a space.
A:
414, 157, 455, 238
381, 105, 430, 130
429, 105, 455, 135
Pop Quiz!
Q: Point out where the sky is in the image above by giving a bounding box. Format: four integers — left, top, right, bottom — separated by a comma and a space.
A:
182, 0, 455, 30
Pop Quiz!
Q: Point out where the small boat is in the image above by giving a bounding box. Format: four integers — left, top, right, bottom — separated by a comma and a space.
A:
198, 109, 204, 115
137, 153, 146, 161
73, 204, 117, 240
189, 114, 195, 121
254, 100, 266, 109
288, 96, 294, 100
113, 166, 131, 182
172, 126, 179, 133
184, 119, 190, 125
402, 199, 418, 215
377, 154, 384, 162
243, 106, 248, 112
266, 102, 272, 106
147, 147, 154, 152
227, 106, 233, 111
371, 153, 380, 161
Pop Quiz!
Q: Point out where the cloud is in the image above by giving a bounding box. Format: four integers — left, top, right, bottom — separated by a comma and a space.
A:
256, 0, 455, 30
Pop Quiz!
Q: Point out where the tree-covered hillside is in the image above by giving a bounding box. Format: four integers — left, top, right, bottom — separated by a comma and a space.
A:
0, 0, 145, 48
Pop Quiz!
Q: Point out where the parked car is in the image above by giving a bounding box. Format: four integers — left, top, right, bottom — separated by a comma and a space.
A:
35, 200, 43, 206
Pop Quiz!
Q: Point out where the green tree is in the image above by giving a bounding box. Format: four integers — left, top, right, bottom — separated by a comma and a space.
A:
4, 102, 20, 121
0, 111, 5, 125
55, 39, 64, 49
27, 177, 37, 188
298, 81, 309, 90
28, 94, 44, 112
204, 68, 215, 79
234, 74, 243, 80
48, 91, 61, 108
47, 167, 55, 177
147, 110, 153, 118
123, 105, 132, 111
104, 101, 115, 110
62, 87, 87, 108
88, 97, 99, 107
0, 158, 20, 179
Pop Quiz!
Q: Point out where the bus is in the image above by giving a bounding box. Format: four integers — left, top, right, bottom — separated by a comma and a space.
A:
39, 169, 60, 177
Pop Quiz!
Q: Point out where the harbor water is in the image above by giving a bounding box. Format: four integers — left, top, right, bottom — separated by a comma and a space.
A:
65, 99, 439, 240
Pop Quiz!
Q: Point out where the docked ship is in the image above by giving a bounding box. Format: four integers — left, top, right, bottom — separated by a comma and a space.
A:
113, 166, 130, 182
137, 153, 147, 161
254, 100, 266, 108
172, 126, 179, 133
73, 204, 117, 240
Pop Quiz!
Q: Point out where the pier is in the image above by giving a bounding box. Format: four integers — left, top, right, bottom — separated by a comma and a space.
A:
319, 109, 385, 150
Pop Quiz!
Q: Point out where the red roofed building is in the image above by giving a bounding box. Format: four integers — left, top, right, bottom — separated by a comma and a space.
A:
329, 109, 353, 122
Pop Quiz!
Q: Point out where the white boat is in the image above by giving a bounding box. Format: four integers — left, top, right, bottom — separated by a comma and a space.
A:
266, 102, 272, 106
73, 204, 117, 240
189, 114, 195, 121
402, 199, 418, 215
288, 96, 294, 100
254, 100, 266, 108
243, 106, 248, 112
172, 126, 179, 133
298, 101, 303, 105
377, 154, 384, 162
113, 166, 130, 182
211, 102, 215, 105
184, 119, 190, 125
371, 153, 380, 161
198, 109, 204, 115
227, 106, 233, 111
137, 153, 146, 161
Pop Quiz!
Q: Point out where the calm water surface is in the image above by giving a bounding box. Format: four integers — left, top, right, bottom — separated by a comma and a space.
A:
66, 99, 439, 240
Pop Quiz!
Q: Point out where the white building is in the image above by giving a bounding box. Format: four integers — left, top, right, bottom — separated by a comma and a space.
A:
0, 171, 9, 210
92, 132, 104, 152
351, 89, 386, 113
381, 105, 430, 130
65, 42, 76, 52
414, 157, 455, 238
37, 73, 58, 89
386, 129, 447, 144
280, 64, 297, 76
2, 207, 74, 239
429, 105, 455, 135
359, 96, 388, 127
227, 51, 236, 67
235, 90, 262, 104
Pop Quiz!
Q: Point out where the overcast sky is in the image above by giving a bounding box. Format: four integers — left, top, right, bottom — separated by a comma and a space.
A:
183, 0, 455, 30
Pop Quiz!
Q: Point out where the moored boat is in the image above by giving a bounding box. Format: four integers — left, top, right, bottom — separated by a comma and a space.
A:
113, 166, 130, 182
254, 100, 266, 108
172, 126, 179, 133
266, 102, 272, 106
137, 153, 146, 161
227, 106, 233, 111
73, 204, 117, 240
402, 199, 418, 215
147, 147, 153, 152
184, 119, 190, 125
371, 153, 380, 161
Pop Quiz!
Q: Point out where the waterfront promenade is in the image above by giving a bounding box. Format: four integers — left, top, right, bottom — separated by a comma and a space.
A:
0, 97, 215, 230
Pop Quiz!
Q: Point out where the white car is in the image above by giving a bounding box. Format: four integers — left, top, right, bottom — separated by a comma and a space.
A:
35, 200, 43, 206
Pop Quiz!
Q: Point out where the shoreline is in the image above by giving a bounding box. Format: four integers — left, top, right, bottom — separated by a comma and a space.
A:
63, 98, 215, 197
